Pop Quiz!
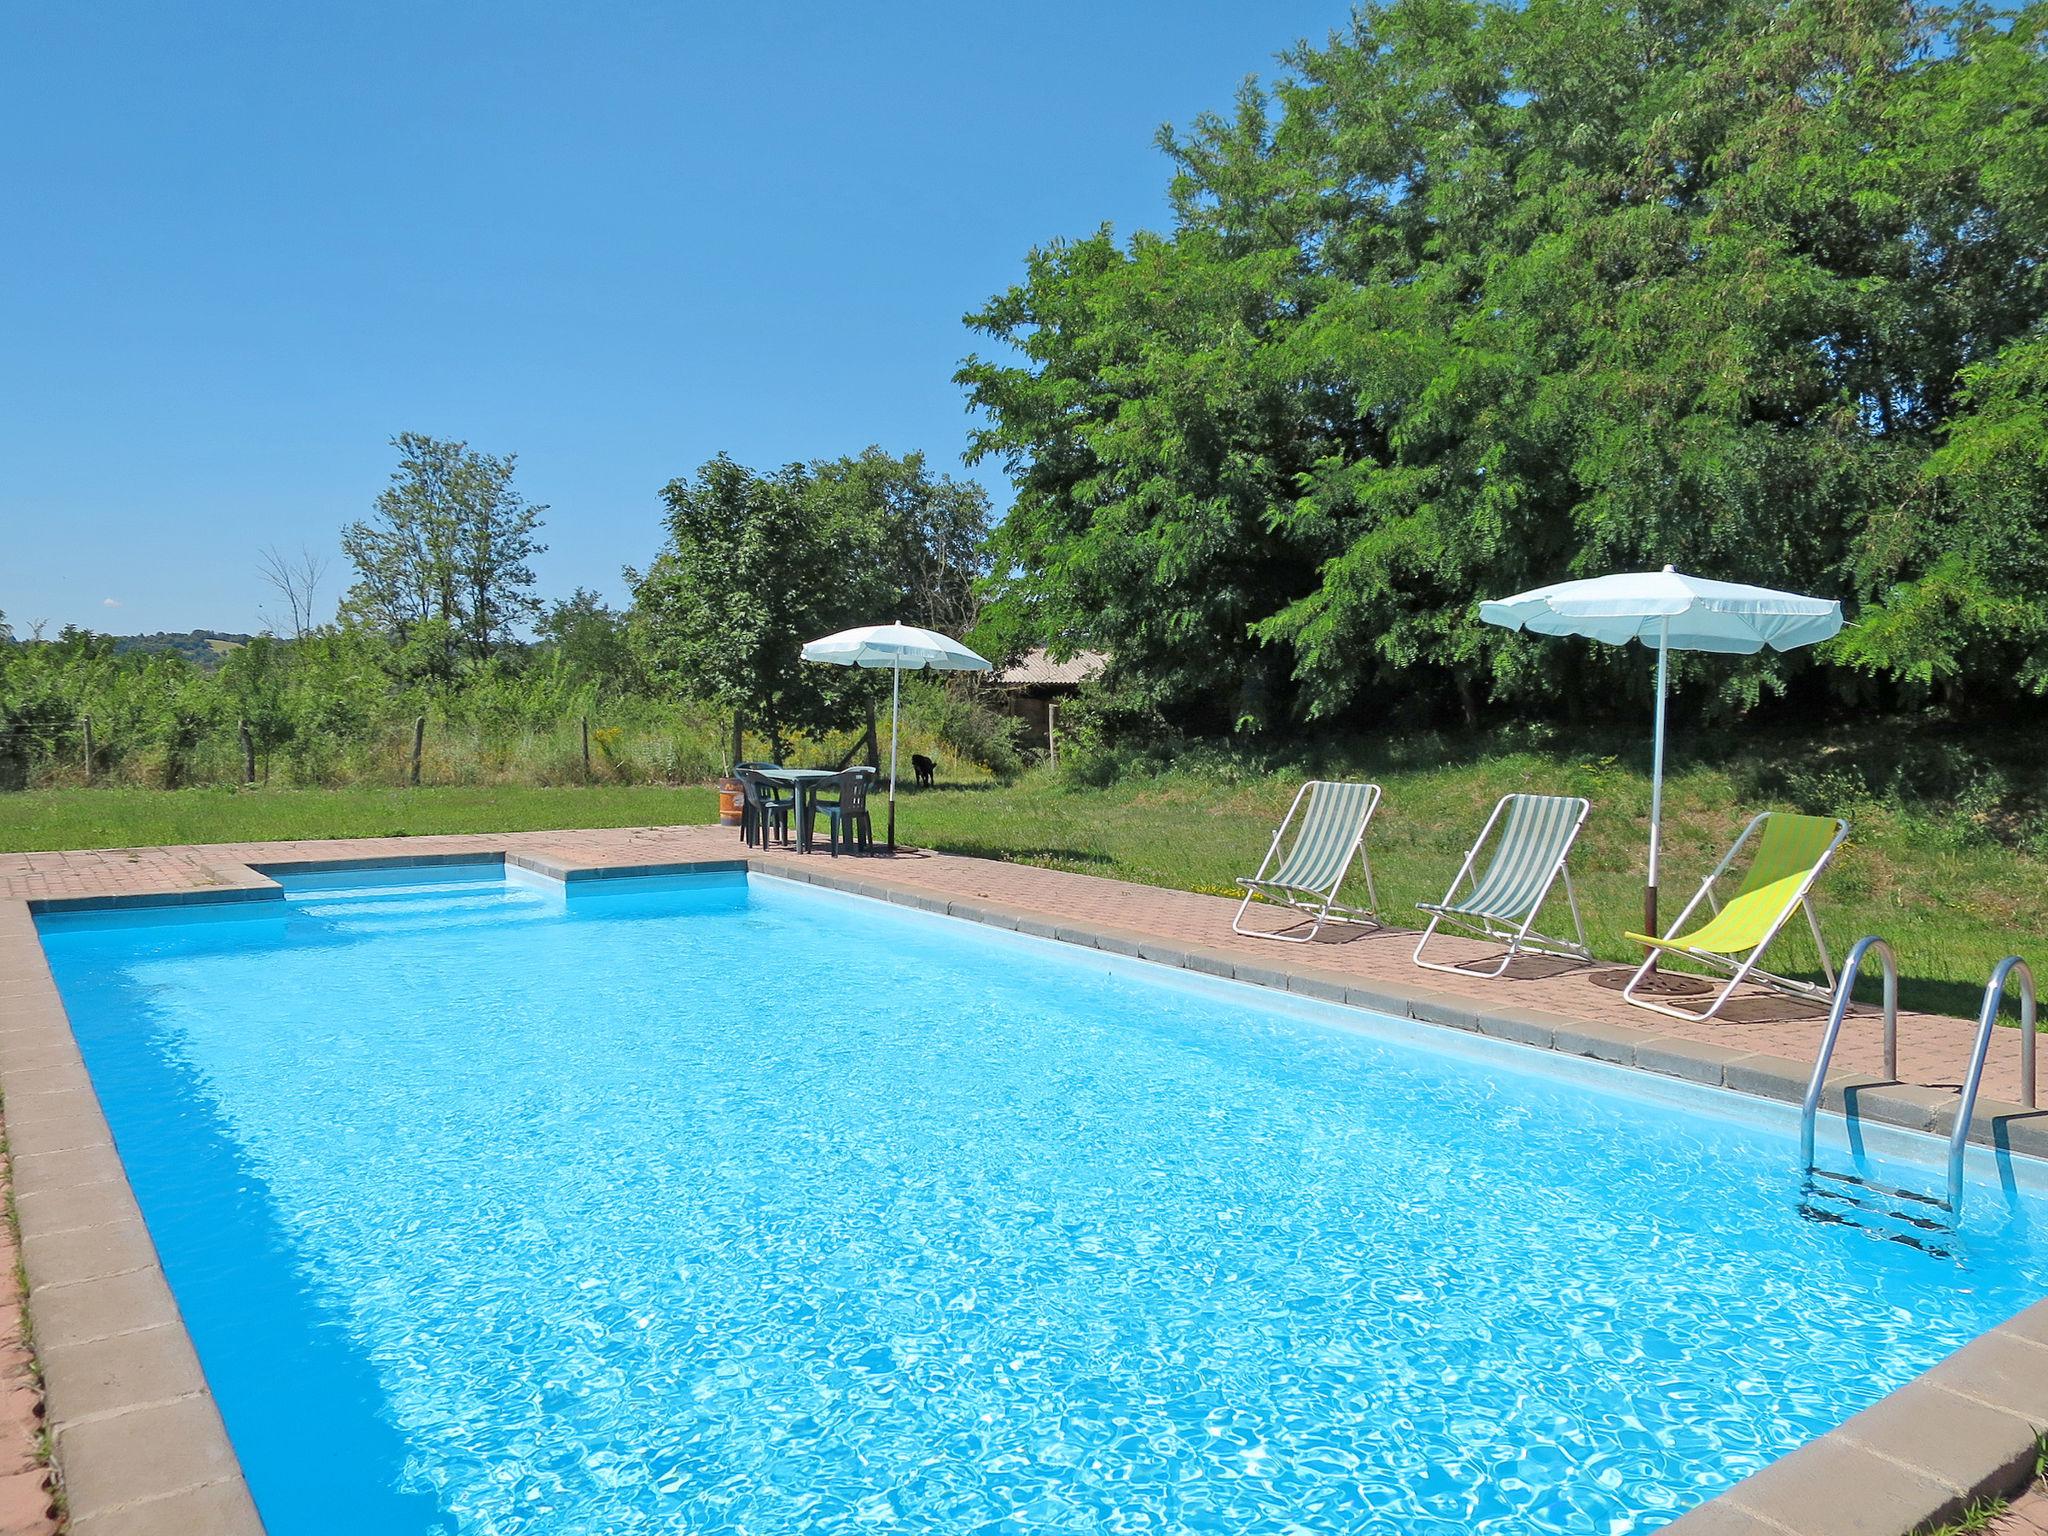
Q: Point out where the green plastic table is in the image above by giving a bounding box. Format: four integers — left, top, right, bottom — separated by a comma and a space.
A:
751, 767, 843, 853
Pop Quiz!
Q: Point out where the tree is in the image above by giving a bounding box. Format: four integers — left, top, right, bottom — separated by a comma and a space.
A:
256, 545, 331, 639
458, 453, 548, 656
341, 433, 450, 645
805, 448, 995, 639
537, 588, 640, 695
960, 0, 2048, 733
340, 433, 547, 662
218, 635, 293, 776
631, 457, 881, 761
629, 450, 980, 762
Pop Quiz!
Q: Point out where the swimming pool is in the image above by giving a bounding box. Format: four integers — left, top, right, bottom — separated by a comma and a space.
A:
32, 861, 2048, 1536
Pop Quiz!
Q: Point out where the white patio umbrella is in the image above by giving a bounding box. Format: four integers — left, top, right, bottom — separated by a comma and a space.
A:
800, 621, 992, 852
1480, 566, 1842, 981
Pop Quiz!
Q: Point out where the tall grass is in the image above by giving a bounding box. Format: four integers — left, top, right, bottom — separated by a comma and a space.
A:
17, 690, 1007, 793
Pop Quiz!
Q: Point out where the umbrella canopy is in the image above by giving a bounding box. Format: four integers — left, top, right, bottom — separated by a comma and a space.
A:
1479, 568, 1842, 654
800, 622, 991, 852
801, 622, 992, 672
1480, 567, 1842, 975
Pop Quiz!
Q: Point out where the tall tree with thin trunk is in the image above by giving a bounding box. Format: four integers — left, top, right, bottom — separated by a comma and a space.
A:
340, 433, 547, 661
256, 544, 331, 639
458, 453, 548, 657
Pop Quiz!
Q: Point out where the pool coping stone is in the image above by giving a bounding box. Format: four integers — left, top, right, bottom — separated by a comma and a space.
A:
0, 902, 261, 1534
0, 842, 2044, 1536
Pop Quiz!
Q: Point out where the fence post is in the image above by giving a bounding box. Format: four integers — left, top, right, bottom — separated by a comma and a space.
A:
238, 719, 256, 785
81, 714, 95, 783
581, 716, 591, 781
1047, 698, 1058, 771
410, 715, 426, 787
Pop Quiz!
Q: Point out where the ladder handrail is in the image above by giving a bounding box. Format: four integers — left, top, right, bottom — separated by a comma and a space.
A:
1947, 956, 2036, 1217
1800, 936, 1899, 1177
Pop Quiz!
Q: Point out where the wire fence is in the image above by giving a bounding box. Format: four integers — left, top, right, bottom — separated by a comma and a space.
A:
0, 711, 956, 793
0, 713, 740, 792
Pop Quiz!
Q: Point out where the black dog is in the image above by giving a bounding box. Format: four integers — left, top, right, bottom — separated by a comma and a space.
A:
911, 753, 936, 788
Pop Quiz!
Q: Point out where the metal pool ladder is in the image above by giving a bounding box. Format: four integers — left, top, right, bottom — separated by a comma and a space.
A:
1796, 937, 1952, 1247
1800, 939, 2039, 1229
1799, 935, 1898, 1177
1945, 956, 2036, 1219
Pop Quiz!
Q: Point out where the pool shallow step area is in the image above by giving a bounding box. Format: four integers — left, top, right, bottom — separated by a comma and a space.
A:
0, 828, 2045, 1536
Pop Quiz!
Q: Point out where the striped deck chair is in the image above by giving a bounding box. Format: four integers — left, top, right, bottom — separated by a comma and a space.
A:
1621, 811, 1850, 1022
1232, 780, 1383, 943
1413, 793, 1592, 978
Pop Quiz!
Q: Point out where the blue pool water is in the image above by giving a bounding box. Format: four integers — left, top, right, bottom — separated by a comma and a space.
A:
33, 863, 2048, 1536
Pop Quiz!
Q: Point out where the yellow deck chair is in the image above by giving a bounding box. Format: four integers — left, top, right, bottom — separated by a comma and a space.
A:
1621, 811, 1849, 1022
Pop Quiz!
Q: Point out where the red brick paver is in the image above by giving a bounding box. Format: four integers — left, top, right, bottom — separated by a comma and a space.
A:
1996, 1481, 2048, 1536
0, 1142, 56, 1536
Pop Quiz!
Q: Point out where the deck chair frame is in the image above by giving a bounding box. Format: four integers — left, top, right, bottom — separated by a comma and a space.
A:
1232, 780, 1384, 943
1413, 794, 1592, 979
1621, 811, 1850, 1023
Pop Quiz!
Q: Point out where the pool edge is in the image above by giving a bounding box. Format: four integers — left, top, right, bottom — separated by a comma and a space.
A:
0, 899, 264, 1535
6, 844, 2046, 1536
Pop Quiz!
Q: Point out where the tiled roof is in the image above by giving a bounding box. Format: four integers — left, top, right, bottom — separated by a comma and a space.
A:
988, 648, 1106, 688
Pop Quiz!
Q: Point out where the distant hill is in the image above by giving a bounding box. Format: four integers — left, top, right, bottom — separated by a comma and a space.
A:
109, 630, 252, 668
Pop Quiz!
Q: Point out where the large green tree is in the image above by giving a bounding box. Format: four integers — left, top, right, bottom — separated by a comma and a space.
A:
341, 432, 548, 663
807, 447, 995, 641
536, 587, 642, 697
961, 0, 2048, 734
630, 449, 994, 760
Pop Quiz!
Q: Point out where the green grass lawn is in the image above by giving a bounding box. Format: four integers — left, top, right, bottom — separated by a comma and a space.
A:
0, 785, 725, 851
898, 764, 2043, 1021
2, 756, 2042, 1019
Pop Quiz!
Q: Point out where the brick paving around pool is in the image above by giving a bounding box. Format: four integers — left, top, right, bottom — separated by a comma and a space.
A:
0, 1191, 55, 1536
2, 821, 2046, 1536
1997, 1479, 2048, 1535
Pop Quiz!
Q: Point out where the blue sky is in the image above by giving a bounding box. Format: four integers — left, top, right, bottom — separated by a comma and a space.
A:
1, 1, 1351, 637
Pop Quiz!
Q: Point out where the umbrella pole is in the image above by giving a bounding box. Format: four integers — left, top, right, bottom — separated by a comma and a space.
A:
887, 663, 900, 853
1646, 619, 1670, 970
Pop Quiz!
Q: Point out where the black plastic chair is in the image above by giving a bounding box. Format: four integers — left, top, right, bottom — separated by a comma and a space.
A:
811, 768, 875, 856
735, 768, 793, 848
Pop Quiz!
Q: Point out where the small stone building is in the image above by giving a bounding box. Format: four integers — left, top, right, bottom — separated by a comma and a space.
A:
986, 649, 1106, 766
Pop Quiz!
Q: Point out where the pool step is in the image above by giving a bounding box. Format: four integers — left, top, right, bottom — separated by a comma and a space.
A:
288, 882, 557, 938
1799, 1168, 1957, 1258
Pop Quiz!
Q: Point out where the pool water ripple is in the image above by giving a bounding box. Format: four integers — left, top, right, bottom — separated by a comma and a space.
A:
34, 868, 2048, 1535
